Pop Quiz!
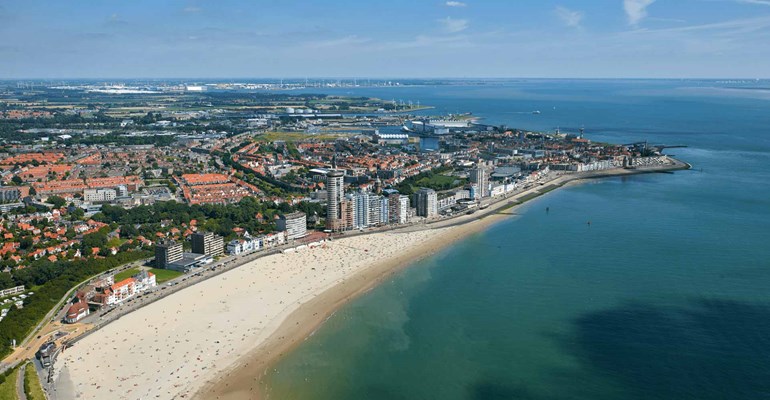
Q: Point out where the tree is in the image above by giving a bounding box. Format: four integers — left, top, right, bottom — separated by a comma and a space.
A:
81, 230, 108, 250
11, 175, 22, 185
19, 237, 33, 250
0, 273, 14, 290
47, 196, 66, 209
69, 208, 84, 221
119, 224, 138, 238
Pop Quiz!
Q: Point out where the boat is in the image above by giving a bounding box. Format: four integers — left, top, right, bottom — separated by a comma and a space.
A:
532, 110, 541, 114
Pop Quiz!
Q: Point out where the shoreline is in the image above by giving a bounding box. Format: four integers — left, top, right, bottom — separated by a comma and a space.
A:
195, 159, 690, 400
196, 205, 509, 400
49, 159, 688, 400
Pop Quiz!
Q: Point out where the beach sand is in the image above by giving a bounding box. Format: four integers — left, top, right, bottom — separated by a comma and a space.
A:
52, 219, 502, 400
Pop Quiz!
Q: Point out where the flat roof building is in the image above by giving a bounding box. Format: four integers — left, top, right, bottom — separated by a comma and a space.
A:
155, 240, 183, 269
277, 212, 308, 240
166, 253, 213, 272
415, 188, 438, 218
191, 232, 224, 257
326, 170, 345, 231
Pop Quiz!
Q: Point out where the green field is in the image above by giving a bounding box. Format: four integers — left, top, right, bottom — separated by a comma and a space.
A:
399, 173, 466, 195
0, 367, 18, 400
414, 174, 462, 189
148, 268, 183, 284
23, 364, 46, 400
113, 267, 141, 282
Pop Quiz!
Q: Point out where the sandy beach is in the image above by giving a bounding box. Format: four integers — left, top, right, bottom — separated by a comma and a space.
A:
51, 217, 503, 400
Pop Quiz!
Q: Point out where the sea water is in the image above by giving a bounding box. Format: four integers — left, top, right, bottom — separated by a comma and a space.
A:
262, 80, 770, 400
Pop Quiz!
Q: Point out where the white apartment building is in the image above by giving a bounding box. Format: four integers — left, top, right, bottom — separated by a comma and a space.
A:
83, 188, 117, 203
277, 212, 308, 240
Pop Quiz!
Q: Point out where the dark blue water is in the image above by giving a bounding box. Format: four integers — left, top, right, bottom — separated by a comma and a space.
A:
264, 80, 770, 400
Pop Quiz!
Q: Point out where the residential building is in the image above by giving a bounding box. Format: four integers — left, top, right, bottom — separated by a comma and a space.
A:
155, 240, 183, 268
132, 270, 157, 292
226, 238, 258, 255
191, 231, 224, 257
340, 197, 356, 231
469, 167, 487, 199
354, 192, 369, 228
379, 196, 390, 224
325, 170, 345, 230
388, 194, 410, 224
65, 296, 89, 323
84, 188, 117, 203
108, 278, 136, 304
116, 185, 129, 197
0, 186, 28, 203
368, 195, 382, 226
277, 212, 308, 240
415, 188, 438, 218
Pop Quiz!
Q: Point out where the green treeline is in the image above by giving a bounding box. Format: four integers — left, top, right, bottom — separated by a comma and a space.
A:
93, 196, 323, 240
218, 152, 307, 195
69, 134, 176, 147
0, 250, 151, 359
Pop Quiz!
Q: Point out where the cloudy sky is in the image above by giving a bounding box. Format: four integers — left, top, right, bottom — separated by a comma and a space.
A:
1, 0, 769, 78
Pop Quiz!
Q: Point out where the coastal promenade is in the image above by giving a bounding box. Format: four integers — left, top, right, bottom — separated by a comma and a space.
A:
50, 157, 688, 400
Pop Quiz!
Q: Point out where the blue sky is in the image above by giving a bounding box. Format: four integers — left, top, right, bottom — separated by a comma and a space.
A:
1, 0, 770, 78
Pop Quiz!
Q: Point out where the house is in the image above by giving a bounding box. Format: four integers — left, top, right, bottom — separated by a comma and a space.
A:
133, 270, 157, 292
65, 293, 90, 323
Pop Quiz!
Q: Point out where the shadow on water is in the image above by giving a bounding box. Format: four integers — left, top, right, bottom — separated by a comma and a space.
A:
568, 299, 770, 400
468, 299, 770, 400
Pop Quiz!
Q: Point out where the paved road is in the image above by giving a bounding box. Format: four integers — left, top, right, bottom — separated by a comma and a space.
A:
16, 363, 27, 400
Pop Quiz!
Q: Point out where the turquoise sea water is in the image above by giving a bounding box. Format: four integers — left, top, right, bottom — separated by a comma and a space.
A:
263, 80, 770, 400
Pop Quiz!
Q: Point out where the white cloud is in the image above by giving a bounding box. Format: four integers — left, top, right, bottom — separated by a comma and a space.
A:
445, 1, 467, 7
737, 0, 770, 5
439, 16, 469, 33
311, 35, 371, 48
555, 6, 584, 28
183, 6, 202, 13
627, 15, 770, 36
624, 0, 656, 26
